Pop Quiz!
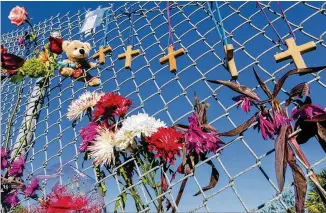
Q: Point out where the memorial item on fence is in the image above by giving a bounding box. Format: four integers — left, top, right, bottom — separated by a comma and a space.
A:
92, 45, 112, 65
207, 1, 238, 79
207, 66, 326, 213
161, 2, 185, 74
48, 31, 64, 55
8, 6, 37, 49
1, 45, 25, 79
58, 40, 101, 87
118, 45, 140, 69
274, 38, 316, 69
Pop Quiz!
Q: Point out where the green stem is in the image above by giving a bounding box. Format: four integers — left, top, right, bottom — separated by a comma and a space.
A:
11, 76, 49, 160
119, 166, 144, 211
5, 81, 24, 150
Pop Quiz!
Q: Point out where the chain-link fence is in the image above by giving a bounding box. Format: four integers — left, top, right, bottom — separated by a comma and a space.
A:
1, 1, 326, 212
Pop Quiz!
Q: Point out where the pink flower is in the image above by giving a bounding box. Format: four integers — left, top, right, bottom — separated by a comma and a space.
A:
17, 37, 25, 46
273, 110, 290, 130
8, 6, 28, 26
255, 113, 275, 140
9, 156, 25, 177
24, 178, 39, 197
79, 122, 98, 152
185, 113, 224, 154
1, 147, 9, 170
292, 104, 325, 120
232, 95, 254, 113
4, 192, 19, 208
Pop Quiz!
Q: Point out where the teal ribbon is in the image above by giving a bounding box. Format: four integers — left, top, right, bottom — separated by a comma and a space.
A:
207, 2, 228, 45
57, 61, 77, 68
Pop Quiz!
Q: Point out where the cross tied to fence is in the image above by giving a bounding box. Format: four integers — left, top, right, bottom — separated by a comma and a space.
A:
1, 1, 326, 213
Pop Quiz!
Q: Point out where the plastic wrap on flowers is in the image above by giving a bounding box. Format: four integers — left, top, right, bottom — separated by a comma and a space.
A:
26, 163, 104, 213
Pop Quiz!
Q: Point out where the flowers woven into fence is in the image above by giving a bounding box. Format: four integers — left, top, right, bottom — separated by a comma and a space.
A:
207, 66, 326, 213
68, 89, 230, 212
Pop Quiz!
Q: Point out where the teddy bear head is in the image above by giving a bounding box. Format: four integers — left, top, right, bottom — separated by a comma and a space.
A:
62, 40, 91, 62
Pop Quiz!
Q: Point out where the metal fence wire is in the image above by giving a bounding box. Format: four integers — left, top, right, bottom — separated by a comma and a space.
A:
1, 1, 326, 212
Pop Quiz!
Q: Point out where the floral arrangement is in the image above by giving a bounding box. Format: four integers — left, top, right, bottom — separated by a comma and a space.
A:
207, 66, 326, 213
67, 90, 228, 212
1, 6, 64, 83
1, 155, 104, 212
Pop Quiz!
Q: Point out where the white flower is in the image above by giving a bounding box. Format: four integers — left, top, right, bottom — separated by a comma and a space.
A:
67, 91, 104, 121
87, 127, 116, 166
116, 113, 166, 149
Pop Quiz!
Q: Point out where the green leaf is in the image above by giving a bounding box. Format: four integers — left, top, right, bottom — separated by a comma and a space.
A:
10, 74, 24, 83
114, 192, 127, 213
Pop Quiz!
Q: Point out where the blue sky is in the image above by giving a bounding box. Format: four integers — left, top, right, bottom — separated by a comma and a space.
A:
1, 1, 326, 212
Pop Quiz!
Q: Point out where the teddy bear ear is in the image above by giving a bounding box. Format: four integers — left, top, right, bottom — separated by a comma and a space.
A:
84, 42, 91, 51
62, 41, 71, 52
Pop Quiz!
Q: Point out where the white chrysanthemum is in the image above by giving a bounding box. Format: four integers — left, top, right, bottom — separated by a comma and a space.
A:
67, 91, 104, 121
87, 127, 116, 166
116, 113, 166, 149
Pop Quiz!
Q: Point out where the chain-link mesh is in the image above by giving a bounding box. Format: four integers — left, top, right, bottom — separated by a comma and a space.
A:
1, 1, 326, 212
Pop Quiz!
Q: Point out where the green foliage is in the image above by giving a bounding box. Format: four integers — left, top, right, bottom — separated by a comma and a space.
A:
17, 58, 48, 78
260, 190, 295, 213
10, 73, 24, 83
306, 169, 326, 213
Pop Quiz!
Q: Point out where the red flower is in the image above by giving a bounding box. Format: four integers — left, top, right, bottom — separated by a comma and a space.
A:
93, 93, 132, 120
32, 184, 103, 213
1, 51, 25, 70
1, 45, 7, 54
48, 36, 63, 54
146, 127, 183, 165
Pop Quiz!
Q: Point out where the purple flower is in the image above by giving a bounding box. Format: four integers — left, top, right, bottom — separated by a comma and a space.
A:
3, 192, 19, 208
1, 147, 9, 170
185, 113, 224, 154
8, 156, 25, 177
79, 122, 98, 152
16, 37, 25, 46
232, 95, 254, 113
24, 178, 39, 197
273, 110, 291, 129
255, 114, 275, 140
292, 104, 325, 120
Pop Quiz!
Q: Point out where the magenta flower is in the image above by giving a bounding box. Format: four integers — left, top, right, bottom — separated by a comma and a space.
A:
16, 37, 25, 46
292, 104, 325, 120
24, 178, 39, 197
185, 113, 224, 154
1, 147, 9, 170
3, 192, 19, 208
273, 110, 291, 129
255, 113, 275, 140
232, 95, 254, 113
8, 156, 25, 177
79, 122, 98, 152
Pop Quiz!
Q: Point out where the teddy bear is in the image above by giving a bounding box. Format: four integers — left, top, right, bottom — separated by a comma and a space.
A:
59, 40, 101, 87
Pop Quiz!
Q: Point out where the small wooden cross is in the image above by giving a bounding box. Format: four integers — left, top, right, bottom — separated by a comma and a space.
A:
159, 45, 185, 73
224, 44, 238, 80
118, 45, 141, 69
92, 46, 112, 65
274, 38, 316, 69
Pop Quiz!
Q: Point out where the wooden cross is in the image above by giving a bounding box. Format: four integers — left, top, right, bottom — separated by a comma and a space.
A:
118, 45, 141, 69
224, 44, 238, 80
159, 45, 185, 73
274, 38, 316, 69
92, 46, 112, 65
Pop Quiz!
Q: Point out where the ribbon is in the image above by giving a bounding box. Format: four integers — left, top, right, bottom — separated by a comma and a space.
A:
257, 1, 296, 44
101, 9, 111, 47
167, 1, 175, 47
207, 1, 228, 45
